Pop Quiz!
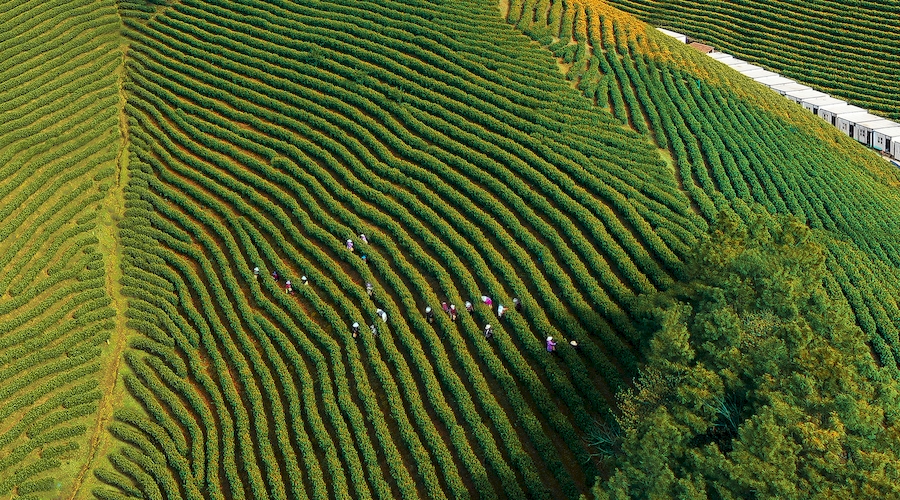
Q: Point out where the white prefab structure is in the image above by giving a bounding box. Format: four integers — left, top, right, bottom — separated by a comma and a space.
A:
727, 63, 760, 73
816, 103, 864, 125
801, 96, 845, 113
741, 68, 777, 79
854, 119, 899, 147
657, 28, 688, 43
722, 59, 749, 68
713, 56, 739, 65
787, 89, 826, 104
770, 82, 811, 96
835, 112, 874, 136
755, 75, 795, 88
695, 47, 898, 158
872, 126, 900, 153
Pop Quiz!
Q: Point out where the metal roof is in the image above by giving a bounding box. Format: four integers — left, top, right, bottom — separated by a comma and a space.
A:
726, 63, 759, 72
741, 68, 778, 79
689, 42, 714, 53
787, 89, 827, 99
656, 28, 687, 42
714, 56, 739, 65
818, 103, 865, 114
873, 126, 900, 139
803, 96, 848, 107
755, 76, 795, 87
770, 82, 811, 93
855, 118, 899, 129
834, 111, 874, 122
871, 122, 900, 132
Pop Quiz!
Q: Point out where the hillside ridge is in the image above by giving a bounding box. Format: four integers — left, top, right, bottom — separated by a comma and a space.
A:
3, 1, 900, 498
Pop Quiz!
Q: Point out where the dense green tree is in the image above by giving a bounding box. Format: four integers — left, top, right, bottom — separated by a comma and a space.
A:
592, 212, 900, 499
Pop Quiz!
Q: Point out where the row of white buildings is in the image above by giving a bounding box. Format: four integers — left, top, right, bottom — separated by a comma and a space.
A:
656, 29, 900, 164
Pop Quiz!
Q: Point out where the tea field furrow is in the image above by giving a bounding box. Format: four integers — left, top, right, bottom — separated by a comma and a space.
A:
125, 89, 454, 496
133, 73, 548, 500
97, 0, 717, 497
72, 1, 900, 499
0, 0, 121, 496
126, 11, 632, 420
516, 0, 900, 376
151, 0, 652, 332
609, 0, 900, 119
188, 0, 676, 290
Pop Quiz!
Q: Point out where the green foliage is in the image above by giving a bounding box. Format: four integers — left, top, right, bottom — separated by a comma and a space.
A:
592, 213, 900, 499
88, 1, 900, 499
15, 476, 55, 495
517, 0, 900, 385
609, 0, 900, 120
0, 0, 120, 494
99, 0, 703, 497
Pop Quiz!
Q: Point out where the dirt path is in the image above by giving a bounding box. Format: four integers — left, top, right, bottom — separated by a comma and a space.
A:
498, 0, 510, 19
67, 42, 131, 500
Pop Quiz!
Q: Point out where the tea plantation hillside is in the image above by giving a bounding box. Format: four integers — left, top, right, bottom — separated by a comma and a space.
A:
0, 0, 123, 497
508, 0, 900, 375
104, 0, 690, 497
3, 0, 900, 498
607, 0, 900, 120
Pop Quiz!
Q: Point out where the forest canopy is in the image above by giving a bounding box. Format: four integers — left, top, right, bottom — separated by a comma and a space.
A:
592, 213, 900, 499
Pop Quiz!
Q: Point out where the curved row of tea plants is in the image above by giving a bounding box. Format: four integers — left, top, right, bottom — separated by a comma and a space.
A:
95, 0, 900, 498
509, 0, 900, 375
93, 0, 710, 498
0, 0, 122, 497
607, 0, 900, 120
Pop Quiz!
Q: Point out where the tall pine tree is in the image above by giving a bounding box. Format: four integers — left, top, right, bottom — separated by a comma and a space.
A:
593, 212, 900, 499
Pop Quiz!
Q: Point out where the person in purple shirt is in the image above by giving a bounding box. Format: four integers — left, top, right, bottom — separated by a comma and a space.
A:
546, 336, 557, 353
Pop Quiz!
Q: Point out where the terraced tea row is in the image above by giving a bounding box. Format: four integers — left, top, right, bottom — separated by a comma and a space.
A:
510, 0, 900, 377
606, 0, 900, 120
0, 0, 123, 497
67, 0, 900, 498
89, 0, 724, 498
